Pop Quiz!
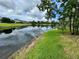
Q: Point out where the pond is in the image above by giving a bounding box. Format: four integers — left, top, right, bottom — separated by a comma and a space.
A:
0, 25, 53, 34
0, 25, 53, 59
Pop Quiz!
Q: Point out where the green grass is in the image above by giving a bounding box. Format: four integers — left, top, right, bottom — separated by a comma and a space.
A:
26, 30, 68, 59
10, 30, 79, 59
0, 23, 28, 27
0, 23, 30, 30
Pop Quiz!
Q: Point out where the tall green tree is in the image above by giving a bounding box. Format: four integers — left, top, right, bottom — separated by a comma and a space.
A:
37, 0, 56, 20
60, 0, 79, 35
38, 0, 79, 35
0, 17, 15, 23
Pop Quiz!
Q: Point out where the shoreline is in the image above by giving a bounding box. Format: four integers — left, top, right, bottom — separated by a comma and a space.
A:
8, 35, 42, 59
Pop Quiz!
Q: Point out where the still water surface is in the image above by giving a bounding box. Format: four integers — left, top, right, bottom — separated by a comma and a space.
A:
0, 26, 53, 59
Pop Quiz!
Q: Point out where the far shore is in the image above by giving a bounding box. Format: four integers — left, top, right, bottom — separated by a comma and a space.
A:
0, 23, 31, 31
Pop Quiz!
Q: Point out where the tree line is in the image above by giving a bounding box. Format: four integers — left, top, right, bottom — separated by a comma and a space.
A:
0, 17, 15, 23
30, 20, 58, 26
38, 0, 79, 35
0, 17, 57, 27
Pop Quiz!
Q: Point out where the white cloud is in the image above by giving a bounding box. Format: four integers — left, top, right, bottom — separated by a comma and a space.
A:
26, 7, 46, 19
0, 0, 47, 21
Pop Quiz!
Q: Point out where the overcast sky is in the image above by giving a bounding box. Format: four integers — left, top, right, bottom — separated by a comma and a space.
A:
0, 0, 59, 21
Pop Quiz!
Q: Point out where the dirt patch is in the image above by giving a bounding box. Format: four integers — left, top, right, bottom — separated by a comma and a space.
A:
61, 35, 79, 59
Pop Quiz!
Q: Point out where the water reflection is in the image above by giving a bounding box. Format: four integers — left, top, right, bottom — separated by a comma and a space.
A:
0, 25, 53, 59
0, 25, 53, 46
0, 25, 53, 34
0, 28, 15, 34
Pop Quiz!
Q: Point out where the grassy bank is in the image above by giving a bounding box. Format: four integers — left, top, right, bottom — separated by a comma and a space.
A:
26, 30, 68, 59
0, 23, 30, 30
0, 23, 30, 27
10, 30, 79, 59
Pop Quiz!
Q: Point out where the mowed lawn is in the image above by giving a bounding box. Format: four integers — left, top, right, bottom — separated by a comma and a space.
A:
10, 30, 79, 59
0, 23, 28, 30
26, 30, 68, 59
0, 23, 27, 27
26, 30, 79, 59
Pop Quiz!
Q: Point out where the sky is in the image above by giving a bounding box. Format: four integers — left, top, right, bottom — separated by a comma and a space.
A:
0, 0, 48, 21
0, 0, 60, 21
